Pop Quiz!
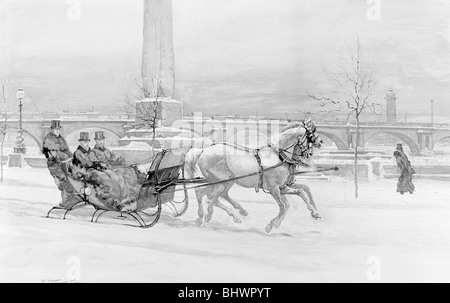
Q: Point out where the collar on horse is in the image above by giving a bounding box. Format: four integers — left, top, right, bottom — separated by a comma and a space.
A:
254, 135, 311, 193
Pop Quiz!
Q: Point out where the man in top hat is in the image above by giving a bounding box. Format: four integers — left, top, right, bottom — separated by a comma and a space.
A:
42, 120, 73, 188
42, 120, 82, 208
72, 132, 105, 172
394, 143, 415, 195
91, 131, 124, 167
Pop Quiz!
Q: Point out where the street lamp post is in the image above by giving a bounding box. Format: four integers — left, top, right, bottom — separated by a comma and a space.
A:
430, 99, 434, 127
14, 88, 26, 154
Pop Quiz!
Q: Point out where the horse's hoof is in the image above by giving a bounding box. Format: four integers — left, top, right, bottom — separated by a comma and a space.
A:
195, 218, 203, 226
265, 224, 272, 233
312, 212, 322, 220
233, 217, 242, 224
204, 214, 212, 222
239, 209, 249, 217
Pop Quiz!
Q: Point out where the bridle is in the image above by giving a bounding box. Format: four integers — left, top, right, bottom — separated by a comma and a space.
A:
277, 128, 318, 161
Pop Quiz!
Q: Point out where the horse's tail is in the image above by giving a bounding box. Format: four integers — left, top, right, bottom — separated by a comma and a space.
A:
184, 148, 204, 179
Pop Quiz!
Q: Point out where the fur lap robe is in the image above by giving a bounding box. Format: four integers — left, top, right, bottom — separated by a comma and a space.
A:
85, 167, 143, 210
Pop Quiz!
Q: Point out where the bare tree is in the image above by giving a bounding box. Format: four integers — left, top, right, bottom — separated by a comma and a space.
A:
308, 36, 382, 198
1, 78, 11, 182
123, 77, 164, 158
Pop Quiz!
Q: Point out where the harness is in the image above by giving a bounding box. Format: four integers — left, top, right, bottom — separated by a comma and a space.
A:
253, 149, 266, 193
253, 131, 315, 193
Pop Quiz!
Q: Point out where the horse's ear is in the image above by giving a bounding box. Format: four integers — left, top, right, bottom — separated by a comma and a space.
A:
305, 117, 312, 124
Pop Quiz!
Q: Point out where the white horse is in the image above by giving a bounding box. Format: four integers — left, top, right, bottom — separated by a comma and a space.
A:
184, 118, 323, 233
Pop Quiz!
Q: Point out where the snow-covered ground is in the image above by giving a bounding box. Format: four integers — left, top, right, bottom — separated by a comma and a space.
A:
1, 167, 450, 283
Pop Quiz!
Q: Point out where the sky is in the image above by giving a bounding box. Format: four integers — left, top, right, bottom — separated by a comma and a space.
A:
1, 0, 450, 122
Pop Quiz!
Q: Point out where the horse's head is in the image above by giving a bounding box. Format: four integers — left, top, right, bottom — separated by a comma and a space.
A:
292, 118, 323, 160
303, 117, 323, 149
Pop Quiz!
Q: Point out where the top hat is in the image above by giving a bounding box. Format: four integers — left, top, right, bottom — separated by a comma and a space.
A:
50, 120, 62, 130
94, 131, 105, 140
78, 132, 91, 142
396, 143, 403, 150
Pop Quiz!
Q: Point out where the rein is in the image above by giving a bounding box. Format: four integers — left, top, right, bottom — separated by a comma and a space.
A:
157, 164, 339, 194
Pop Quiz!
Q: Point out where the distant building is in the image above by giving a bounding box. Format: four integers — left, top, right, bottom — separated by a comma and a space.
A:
386, 89, 397, 123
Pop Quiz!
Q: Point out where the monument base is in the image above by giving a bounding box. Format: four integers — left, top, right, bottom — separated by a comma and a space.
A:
120, 126, 193, 148
116, 97, 191, 163
117, 127, 194, 163
13, 147, 27, 154
8, 153, 23, 168
135, 98, 183, 128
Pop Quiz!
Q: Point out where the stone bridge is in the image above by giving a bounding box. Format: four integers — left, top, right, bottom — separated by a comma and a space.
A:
181, 118, 450, 156
5, 113, 450, 156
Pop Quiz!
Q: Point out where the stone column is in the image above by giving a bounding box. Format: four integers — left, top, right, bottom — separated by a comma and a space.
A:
423, 131, 434, 151
358, 131, 365, 148
417, 130, 426, 150
419, 132, 425, 150
349, 129, 365, 149
142, 0, 175, 98
347, 129, 354, 149
134, 0, 182, 132
417, 130, 435, 155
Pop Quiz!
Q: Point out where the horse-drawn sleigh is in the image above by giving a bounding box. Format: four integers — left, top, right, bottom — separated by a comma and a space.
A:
47, 147, 191, 228
47, 119, 336, 233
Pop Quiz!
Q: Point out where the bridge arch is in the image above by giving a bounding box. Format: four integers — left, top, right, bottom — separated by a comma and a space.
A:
364, 131, 420, 155
316, 131, 348, 150
1, 129, 43, 154
22, 130, 43, 150
433, 135, 450, 151
433, 133, 450, 149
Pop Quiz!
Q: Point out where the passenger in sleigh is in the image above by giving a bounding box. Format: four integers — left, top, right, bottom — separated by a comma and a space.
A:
71, 132, 139, 209
71, 132, 107, 180
91, 131, 125, 167
42, 120, 73, 187
42, 120, 81, 208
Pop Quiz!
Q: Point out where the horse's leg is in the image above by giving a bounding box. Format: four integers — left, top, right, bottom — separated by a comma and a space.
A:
200, 183, 242, 224
266, 187, 289, 233
274, 194, 290, 229
195, 187, 207, 225
204, 184, 226, 223
281, 183, 321, 219
220, 182, 248, 217
213, 200, 242, 224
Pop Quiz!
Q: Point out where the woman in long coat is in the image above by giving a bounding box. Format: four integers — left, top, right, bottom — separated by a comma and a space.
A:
394, 144, 415, 195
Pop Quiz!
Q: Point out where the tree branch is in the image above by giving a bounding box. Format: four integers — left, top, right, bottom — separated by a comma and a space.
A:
307, 92, 342, 105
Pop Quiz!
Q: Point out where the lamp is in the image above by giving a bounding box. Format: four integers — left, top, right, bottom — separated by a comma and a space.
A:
14, 88, 26, 154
